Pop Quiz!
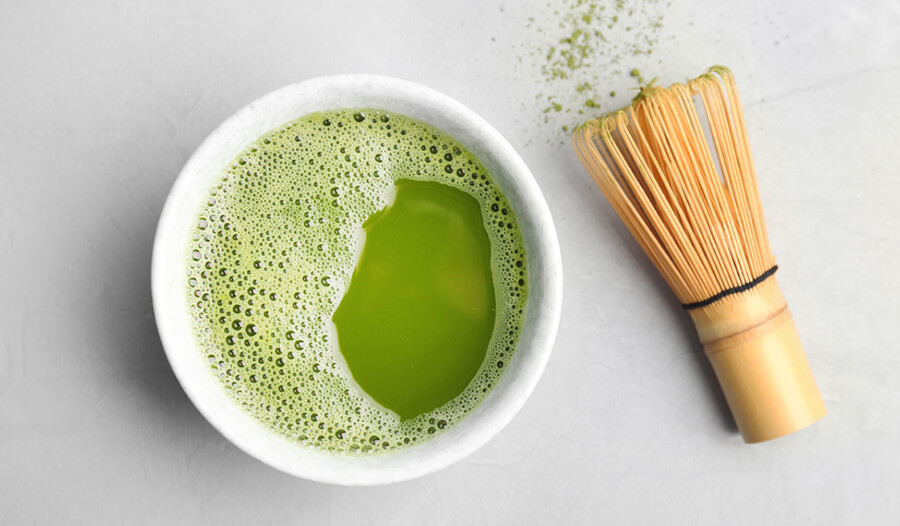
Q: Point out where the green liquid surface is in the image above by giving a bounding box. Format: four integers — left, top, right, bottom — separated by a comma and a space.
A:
334, 180, 495, 420
186, 109, 528, 454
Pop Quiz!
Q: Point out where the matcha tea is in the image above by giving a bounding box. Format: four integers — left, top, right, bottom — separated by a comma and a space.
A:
334, 180, 496, 420
186, 109, 528, 454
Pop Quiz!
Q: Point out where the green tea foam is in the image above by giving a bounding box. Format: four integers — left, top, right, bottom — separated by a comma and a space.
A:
186, 109, 528, 454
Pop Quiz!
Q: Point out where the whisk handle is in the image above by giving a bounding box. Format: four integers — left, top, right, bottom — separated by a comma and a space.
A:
700, 304, 826, 443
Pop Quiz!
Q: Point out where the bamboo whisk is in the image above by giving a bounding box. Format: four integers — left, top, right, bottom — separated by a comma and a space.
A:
572, 66, 826, 443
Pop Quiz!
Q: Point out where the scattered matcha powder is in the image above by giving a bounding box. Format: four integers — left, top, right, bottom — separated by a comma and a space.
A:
517, 0, 670, 140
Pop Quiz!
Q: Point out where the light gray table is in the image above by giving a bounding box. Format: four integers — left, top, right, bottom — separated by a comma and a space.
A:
2, 1, 898, 524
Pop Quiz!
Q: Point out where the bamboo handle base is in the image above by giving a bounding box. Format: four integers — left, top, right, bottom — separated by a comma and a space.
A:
690, 278, 826, 443
704, 308, 826, 443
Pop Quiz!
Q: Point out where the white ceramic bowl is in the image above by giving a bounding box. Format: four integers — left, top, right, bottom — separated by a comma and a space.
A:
152, 75, 562, 485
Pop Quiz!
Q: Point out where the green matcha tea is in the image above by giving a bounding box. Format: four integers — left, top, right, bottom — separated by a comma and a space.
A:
186, 109, 528, 454
334, 180, 496, 420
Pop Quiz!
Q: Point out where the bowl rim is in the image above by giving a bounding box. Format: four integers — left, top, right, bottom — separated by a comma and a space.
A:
151, 74, 562, 485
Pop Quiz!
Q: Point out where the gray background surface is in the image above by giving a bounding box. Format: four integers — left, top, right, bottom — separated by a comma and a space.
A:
2, 1, 899, 524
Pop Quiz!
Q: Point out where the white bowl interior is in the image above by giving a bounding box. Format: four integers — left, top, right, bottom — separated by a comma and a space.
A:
152, 75, 562, 485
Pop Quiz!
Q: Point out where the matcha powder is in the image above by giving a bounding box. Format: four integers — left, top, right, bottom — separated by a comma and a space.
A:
518, 0, 669, 135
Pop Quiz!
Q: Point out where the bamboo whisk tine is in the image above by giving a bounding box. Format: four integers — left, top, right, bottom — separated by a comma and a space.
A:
573, 67, 826, 443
